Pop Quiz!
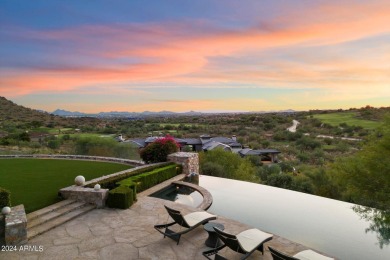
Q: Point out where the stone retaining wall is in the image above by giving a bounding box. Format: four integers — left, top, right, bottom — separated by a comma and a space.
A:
81, 162, 168, 187
59, 187, 108, 208
0, 154, 144, 167
59, 162, 168, 207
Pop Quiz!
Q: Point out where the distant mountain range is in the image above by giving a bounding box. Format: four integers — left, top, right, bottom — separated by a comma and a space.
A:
51, 108, 297, 118
0, 96, 297, 121
51, 109, 205, 118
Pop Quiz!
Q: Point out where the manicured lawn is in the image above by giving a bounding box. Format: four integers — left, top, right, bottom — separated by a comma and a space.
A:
311, 112, 380, 129
0, 159, 132, 213
59, 133, 115, 138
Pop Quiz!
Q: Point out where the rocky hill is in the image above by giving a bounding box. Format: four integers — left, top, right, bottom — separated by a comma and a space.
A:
0, 96, 100, 129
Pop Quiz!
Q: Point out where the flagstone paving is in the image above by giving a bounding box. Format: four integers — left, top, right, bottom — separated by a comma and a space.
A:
0, 194, 323, 260
1, 175, 331, 259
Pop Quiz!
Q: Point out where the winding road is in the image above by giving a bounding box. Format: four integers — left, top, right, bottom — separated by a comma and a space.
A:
287, 120, 300, 132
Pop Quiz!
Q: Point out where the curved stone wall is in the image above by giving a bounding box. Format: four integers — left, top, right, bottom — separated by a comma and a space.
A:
0, 154, 144, 167
172, 180, 213, 210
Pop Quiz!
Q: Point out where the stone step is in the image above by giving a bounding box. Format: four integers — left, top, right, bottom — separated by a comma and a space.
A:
27, 201, 90, 229
27, 199, 77, 221
27, 204, 95, 240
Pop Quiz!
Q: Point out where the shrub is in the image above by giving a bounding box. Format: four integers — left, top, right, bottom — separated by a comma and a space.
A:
140, 135, 179, 163
117, 164, 180, 192
278, 162, 294, 173
201, 161, 225, 177
86, 162, 178, 189
62, 134, 70, 141
106, 186, 133, 209
296, 136, 322, 150
291, 175, 314, 194
48, 139, 61, 149
98, 163, 181, 209
0, 187, 11, 208
266, 173, 292, 189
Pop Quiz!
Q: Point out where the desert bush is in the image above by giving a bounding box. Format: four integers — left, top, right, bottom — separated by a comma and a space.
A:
201, 161, 225, 177
266, 173, 292, 189
199, 149, 257, 183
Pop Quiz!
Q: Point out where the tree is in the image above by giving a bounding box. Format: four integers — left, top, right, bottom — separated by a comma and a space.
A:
329, 116, 390, 210
201, 161, 225, 177
18, 132, 30, 142
329, 116, 390, 247
199, 149, 258, 183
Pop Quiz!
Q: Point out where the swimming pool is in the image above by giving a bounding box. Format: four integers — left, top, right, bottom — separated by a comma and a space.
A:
199, 175, 389, 260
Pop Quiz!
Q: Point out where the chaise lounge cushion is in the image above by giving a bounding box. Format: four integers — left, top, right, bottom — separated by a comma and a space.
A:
236, 228, 273, 253
183, 211, 217, 227
293, 250, 334, 260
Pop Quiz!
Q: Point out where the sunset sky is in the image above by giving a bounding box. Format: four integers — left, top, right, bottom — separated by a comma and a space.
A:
1, 0, 389, 113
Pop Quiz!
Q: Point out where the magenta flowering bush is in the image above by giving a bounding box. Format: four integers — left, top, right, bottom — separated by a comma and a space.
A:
140, 135, 180, 163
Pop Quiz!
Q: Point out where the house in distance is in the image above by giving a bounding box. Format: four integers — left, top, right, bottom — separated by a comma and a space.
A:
127, 134, 280, 164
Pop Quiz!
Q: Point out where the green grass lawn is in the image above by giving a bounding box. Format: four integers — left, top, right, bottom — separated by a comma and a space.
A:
48, 127, 73, 134
0, 159, 132, 213
64, 133, 115, 138
311, 112, 380, 129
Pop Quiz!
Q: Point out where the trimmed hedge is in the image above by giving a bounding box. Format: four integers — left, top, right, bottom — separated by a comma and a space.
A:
117, 164, 180, 192
106, 186, 133, 209
0, 187, 11, 208
105, 163, 182, 209
86, 162, 175, 190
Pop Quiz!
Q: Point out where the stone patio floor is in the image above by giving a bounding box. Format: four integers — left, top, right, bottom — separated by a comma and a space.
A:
1, 174, 332, 260
1, 194, 319, 260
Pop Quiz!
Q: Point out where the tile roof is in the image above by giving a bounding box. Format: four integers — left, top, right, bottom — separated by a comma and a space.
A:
181, 138, 202, 145
239, 148, 280, 156
129, 139, 146, 147
202, 141, 232, 151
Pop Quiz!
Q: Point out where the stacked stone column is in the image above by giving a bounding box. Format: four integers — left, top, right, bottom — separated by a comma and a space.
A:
4, 205, 27, 246
167, 152, 199, 184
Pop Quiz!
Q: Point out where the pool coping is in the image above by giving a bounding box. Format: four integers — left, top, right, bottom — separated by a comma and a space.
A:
137, 174, 213, 211
171, 180, 213, 210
